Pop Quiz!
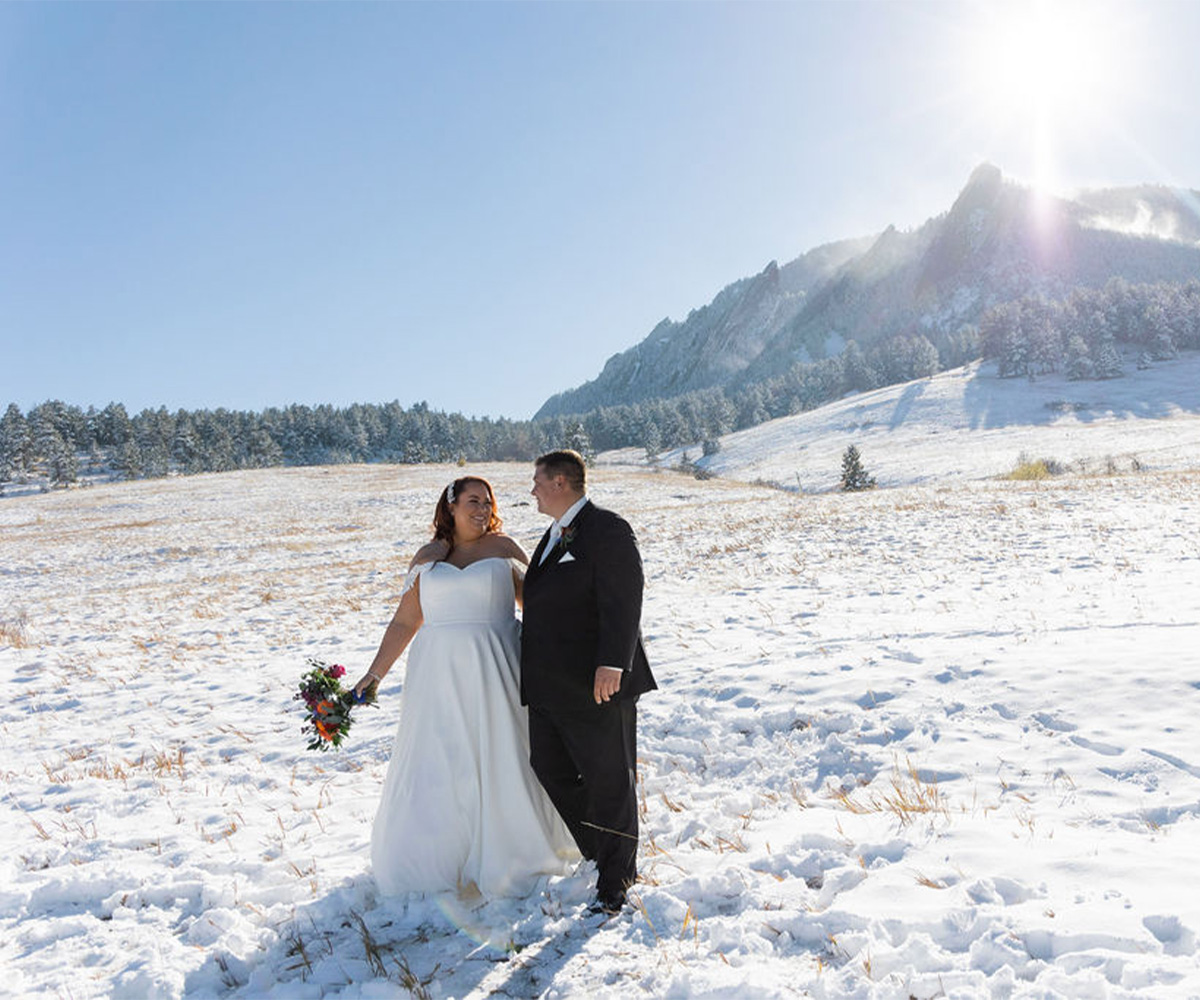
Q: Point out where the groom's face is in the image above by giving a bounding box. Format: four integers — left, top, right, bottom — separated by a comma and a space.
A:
531, 466, 565, 518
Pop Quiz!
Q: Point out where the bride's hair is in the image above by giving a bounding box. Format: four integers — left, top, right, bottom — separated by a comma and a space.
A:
433, 476, 502, 548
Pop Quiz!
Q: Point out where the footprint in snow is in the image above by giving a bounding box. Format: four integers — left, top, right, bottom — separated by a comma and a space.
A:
1130, 801, 1200, 828
1144, 914, 1198, 957
1069, 735, 1124, 757
1032, 712, 1078, 733
880, 646, 922, 664
1142, 748, 1200, 779
966, 876, 1041, 906
816, 867, 868, 908
935, 665, 984, 684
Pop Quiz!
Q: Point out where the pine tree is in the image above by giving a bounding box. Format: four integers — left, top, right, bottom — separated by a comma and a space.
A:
171, 415, 203, 474
1093, 334, 1124, 379
33, 418, 77, 487
113, 440, 143, 480
95, 403, 132, 448
843, 340, 880, 392
840, 444, 876, 492
1065, 335, 1093, 381
0, 403, 31, 486
999, 326, 1031, 378
565, 422, 594, 465
1150, 327, 1177, 361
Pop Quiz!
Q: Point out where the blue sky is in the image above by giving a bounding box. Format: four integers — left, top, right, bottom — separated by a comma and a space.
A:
2, 1, 1195, 420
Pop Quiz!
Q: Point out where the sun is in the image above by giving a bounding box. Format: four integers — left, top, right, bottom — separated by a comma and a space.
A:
976, 1, 1107, 119
960, 0, 1125, 192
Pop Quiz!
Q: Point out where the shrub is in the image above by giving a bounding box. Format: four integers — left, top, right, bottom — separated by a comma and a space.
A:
1004, 453, 1064, 480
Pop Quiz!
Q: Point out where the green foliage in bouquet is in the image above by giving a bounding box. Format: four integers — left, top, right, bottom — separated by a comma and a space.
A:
294, 658, 376, 751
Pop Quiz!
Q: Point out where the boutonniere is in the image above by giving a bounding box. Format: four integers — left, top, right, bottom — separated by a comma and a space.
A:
558, 524, 578, 551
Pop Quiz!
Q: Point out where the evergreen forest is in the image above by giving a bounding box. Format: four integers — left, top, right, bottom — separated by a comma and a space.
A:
3, 277, 1198, 492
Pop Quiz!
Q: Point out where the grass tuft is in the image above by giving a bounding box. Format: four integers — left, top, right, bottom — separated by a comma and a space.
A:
0, 610, 31, 648
349, 910, 387, 978
393, 953, 436, 999
831, 758, 949, 826
1008, 458, 1056, 482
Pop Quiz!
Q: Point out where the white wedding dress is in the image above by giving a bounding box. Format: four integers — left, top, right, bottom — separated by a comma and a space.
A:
370, 557, 578, 897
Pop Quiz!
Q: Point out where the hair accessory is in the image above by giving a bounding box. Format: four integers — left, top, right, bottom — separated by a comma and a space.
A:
446, 481, 457, 504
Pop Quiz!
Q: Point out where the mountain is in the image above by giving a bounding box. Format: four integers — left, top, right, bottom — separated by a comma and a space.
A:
536, 164, 1200, 418
534, 236, 875, 418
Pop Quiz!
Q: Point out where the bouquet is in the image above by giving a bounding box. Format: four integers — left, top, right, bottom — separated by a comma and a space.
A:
295, 658, 376, 751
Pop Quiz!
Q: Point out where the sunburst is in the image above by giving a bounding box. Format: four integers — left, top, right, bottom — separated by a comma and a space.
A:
956, 0, 1129, 193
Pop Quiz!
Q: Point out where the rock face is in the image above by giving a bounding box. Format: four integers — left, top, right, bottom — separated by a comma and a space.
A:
535, 164, 1200, 419
534, 237, 874, 418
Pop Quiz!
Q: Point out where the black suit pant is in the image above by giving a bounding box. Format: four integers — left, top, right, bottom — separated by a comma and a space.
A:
528, 700, 638, 898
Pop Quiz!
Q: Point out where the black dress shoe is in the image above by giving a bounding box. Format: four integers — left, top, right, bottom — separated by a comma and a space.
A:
588, 891, 625, 916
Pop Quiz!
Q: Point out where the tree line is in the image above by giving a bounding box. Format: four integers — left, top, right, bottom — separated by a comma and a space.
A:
981, 277, 1200, 379
3, 278, 1197, 491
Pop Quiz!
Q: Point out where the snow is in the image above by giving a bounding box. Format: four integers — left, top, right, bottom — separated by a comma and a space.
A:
615, 352, 1200, 493
3, 359, 1200, 998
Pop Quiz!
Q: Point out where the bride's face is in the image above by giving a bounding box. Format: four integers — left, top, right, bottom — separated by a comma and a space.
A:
451, 483, 493, 541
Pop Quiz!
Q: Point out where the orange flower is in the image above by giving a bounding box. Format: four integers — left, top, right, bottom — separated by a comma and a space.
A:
315, 718, 336, 741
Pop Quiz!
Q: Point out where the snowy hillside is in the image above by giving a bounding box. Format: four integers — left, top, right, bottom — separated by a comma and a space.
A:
625, 351, 1200, 493
538, 165, 1200, 416
3, 448, 1200, 998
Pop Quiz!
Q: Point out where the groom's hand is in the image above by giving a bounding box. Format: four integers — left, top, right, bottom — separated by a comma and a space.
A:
594, 666, 623, 704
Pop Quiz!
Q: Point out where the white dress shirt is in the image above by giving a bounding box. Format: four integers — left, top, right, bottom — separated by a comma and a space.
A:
539, 495, 589, 565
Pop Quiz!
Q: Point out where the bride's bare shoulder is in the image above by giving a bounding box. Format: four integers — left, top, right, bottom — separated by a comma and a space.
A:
489, 533, 529, 565
409, 540, 449, 569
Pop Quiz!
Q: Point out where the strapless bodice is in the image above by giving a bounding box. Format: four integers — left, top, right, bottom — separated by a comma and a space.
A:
415, 557, 517, 626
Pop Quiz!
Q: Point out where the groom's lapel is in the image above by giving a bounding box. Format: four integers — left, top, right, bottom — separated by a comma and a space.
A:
544, 500, 593, 569
532, 500, 594, 574
528, 527, 554, 579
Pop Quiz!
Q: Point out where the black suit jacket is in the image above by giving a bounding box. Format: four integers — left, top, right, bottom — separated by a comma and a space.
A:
521, 500, 656, 712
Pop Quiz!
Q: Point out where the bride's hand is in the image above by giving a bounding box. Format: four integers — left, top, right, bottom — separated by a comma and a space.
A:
352, 673, 379, 700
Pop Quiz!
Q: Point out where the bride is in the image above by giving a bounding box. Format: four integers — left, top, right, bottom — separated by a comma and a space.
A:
352, 476, 577, 897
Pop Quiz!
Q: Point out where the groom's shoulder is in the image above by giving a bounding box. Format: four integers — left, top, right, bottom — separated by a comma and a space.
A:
583, 500, 620, 524
584, 502, 638, 539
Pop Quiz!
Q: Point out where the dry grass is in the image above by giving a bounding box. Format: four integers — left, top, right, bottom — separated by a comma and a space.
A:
0, 612, 31, 648
349, 910, 388, 977
831, 758, 949, 827
394, 953, 436, 999
40, 745, 188, 786
1002, 453, 1068, 481
1004, 459, 1054, 481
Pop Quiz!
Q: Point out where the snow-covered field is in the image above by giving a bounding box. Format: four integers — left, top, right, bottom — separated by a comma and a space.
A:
3, 366, 1200, 998
620, 353, 1200, 492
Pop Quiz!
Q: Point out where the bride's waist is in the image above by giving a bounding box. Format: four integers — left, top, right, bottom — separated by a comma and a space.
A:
420, 617, 517, 629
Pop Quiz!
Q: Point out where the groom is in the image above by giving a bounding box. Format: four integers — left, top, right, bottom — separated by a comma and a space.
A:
521, 449, 656, 915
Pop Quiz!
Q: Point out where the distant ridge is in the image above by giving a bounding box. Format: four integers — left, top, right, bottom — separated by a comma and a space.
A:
537, 164, 1200, 418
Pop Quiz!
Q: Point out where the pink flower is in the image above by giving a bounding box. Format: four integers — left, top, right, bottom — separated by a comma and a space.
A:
330, 664, 346, 679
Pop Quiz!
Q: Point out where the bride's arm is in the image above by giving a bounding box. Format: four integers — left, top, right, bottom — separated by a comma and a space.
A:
497, 535, 530, 609
352, 576, 425, 698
